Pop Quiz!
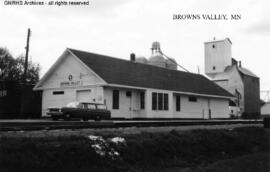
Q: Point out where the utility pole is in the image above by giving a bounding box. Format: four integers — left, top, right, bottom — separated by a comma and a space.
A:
20, 28, 31, 116
23, 28, 31, 84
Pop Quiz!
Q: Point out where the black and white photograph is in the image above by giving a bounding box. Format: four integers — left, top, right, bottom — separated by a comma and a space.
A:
0, 0, 269, 171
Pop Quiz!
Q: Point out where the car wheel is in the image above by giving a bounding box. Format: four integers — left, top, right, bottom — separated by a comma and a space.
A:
95, 115, 101, 121
82, 117, 88, 121
52, 116, 59, 121
64, 113, 71, 120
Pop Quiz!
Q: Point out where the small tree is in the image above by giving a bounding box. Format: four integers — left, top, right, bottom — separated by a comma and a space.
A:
0, 47, 40, 84
0, 48, 18, 80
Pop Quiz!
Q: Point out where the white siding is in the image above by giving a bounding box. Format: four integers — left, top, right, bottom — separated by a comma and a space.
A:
104, 88, 145, 118
210, 98, 230, 118
40, 52, 105, 116
39, 51, 230, 119
42, 88, 76, 116
145, 89, 173, 118
76, 90, 92, 102
144, 89, 229, 119
41, 86, 105, 116
42, 53, 104, 89
172, 95, 208, 119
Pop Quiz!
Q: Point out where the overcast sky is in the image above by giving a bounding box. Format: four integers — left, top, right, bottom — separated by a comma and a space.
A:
0, 0, 269, 94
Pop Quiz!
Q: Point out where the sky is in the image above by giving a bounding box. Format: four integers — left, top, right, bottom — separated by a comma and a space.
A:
0, 0, 270, 95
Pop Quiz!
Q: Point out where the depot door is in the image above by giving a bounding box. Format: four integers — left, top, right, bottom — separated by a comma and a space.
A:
207, 99, 211, 119
76, 90, 93, 102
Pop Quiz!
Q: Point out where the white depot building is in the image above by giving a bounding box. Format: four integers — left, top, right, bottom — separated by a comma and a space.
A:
34, 42, 233, 119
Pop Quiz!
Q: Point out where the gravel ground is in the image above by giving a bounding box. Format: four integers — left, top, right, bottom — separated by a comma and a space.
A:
0, 123, 263, 138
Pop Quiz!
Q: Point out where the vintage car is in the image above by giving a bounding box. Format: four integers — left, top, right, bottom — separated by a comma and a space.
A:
229, 106, 241, 119
229, 100, 241, 119
47, 102, 111, 121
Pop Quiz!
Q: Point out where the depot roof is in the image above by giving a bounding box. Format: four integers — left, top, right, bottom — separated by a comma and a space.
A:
68, 48, 233, 98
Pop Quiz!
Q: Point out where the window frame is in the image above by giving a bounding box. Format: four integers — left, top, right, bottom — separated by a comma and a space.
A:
87, 104, 96, 109
152, 92, 169, 111
112, 90, 119, 109
176, 95, 181, 111
158, 93, 163, 110
152, 92, 157, 110
53, 91, 64, 95
126, 91, 132, 97
188, 96, 197, 102
164, 93, 169, 110
140, 92, 145, 109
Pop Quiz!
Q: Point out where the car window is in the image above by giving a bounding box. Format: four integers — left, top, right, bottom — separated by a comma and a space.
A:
97, 104, 106, 110
66, 102, 79, 108
77, 103, 84, 109
87, 104, 96, 109
81, 104, 89, 109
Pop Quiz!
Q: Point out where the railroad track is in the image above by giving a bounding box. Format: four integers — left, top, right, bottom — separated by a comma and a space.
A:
0, 119, 263, 131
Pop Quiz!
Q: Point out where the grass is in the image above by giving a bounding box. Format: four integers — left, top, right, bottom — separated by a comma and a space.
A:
194, 152, 270, 172
0, 127, 269, 172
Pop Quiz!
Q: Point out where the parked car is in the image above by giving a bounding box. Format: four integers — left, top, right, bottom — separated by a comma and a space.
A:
229, 100, 241, 119
229, 106, 241, 119
47, 102, 111, 121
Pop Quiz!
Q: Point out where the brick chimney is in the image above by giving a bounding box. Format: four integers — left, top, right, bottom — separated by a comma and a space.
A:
130, 53, 136, 62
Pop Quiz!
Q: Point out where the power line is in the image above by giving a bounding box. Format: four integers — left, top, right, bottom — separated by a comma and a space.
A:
160, 51, 190, 72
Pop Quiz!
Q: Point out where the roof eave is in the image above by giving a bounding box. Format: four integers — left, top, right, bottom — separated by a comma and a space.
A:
67, 48, 107, 84
34, 49, 70, 91
34, 48, 108, 91
204, 38, 232, 44
105, 83, 234, 99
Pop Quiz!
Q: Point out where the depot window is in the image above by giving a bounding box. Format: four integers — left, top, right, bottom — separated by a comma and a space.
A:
152, 92, 157, 110
188, 96, 197, 102
53, 91, 64, 95
126, 91, 132, 97
152, 92, 169, 111
176, 95, 181, 111
112, 90, 119, 109
158, 93, 163, 110
164, 94, 168, 110
140, 92, 145, 109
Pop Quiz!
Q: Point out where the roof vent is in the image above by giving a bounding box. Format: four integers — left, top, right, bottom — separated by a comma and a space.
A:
130, 53, 136, 62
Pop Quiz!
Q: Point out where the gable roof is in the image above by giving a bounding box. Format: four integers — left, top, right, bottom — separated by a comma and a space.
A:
209, 64, 258, 83
68, 48, 233, 98
204, 37, 232, 45
210, 65, 234, 81
238, 67, 258, 78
